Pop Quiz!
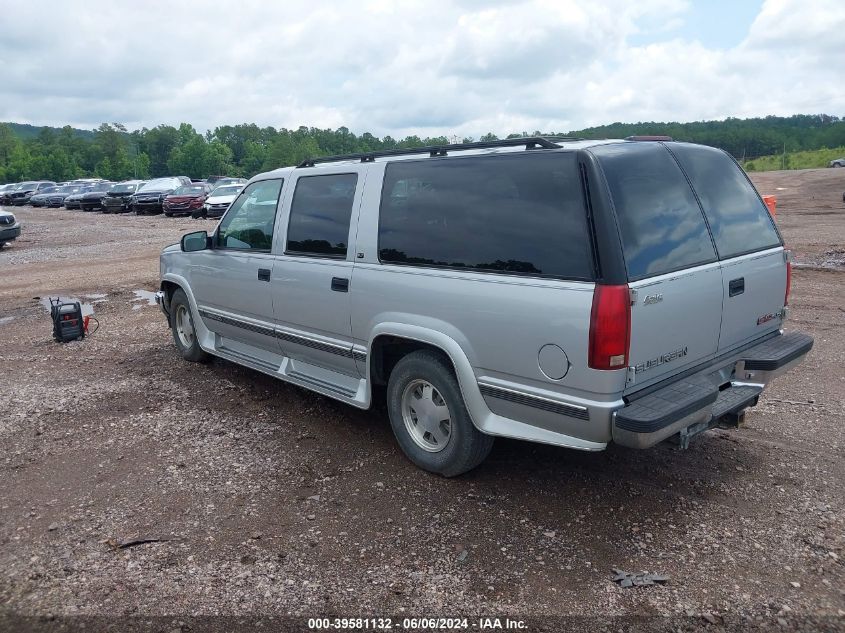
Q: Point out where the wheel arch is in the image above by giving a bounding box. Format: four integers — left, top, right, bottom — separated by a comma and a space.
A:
365, 324, 486, 432
159, 273, 215, 352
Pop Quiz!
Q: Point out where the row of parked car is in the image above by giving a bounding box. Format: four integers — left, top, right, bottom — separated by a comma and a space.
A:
0, 176, 246, 219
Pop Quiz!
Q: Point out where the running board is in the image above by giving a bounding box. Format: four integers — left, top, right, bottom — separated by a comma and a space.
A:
212, 338, 369, 408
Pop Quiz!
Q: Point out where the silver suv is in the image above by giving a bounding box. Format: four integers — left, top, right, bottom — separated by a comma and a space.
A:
156, 137, 813, 476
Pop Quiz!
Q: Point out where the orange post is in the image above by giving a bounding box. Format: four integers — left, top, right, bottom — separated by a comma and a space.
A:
762, 195, 777, 218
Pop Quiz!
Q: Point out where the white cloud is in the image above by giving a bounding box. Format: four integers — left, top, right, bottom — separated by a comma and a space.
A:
0, 0, 842, 137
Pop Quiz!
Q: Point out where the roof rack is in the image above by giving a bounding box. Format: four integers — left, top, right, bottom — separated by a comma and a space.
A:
296, 136, 581, 168
624, 135, 673, 141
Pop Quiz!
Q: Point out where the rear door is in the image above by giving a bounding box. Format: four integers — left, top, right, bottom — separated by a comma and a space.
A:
269, 168, 364, 377
669, 143, 786, 353
592, 143, 723, 388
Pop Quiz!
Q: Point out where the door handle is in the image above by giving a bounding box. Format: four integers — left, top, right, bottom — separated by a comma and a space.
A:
258, 268, 271, 282
729, 277, 744, 297
331, 277, 349, 292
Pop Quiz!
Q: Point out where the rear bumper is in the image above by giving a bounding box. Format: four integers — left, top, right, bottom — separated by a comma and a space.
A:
612, 331, 813, 448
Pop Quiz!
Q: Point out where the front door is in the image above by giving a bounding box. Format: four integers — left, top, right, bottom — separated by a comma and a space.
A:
189, 178, 284, 354
270, 169, 364, 377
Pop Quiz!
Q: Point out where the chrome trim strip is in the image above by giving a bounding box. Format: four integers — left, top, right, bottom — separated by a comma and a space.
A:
198, 308, 355, 359
477, 382, 590, 421
273, 328, 353, 358
198, 309, 275, 339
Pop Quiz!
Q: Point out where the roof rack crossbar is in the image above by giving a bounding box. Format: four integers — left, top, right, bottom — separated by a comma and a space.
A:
296, 136, 582, 168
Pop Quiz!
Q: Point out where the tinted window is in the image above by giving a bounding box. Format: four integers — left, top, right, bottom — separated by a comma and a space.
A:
378, 153, 594, 279
593, 143, 716, 280
670, 143, 781, 259
217, 179, 282, 251
286, 173, 358, 258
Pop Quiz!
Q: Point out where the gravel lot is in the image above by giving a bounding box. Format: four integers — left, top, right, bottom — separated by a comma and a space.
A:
1, 170, 844, 632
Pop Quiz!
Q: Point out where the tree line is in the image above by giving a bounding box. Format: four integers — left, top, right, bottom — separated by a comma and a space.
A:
1, 114, 844, 183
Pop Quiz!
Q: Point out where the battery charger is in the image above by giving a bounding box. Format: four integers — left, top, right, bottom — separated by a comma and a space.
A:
49, 298, 85, 342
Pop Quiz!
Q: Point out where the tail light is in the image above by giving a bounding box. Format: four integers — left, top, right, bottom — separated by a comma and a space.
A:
784, 259, 792, 306
588, 284, 631, 370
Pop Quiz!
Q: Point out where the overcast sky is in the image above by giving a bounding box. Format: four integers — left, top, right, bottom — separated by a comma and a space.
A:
0, 0, 842, 138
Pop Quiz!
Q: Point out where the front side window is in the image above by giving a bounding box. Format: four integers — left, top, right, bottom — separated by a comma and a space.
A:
669, 143, 781, 259
378, 153, 594, 279
286, 173, 358, 258
216, 179, 283, 251
592, 143, 717, 280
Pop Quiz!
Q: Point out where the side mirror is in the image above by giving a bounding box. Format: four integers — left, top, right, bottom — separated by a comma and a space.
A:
181, 230, 210, 252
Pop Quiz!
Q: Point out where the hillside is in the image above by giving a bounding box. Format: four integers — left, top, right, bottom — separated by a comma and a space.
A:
3, 114, 845, 181
3, 122, 97, 141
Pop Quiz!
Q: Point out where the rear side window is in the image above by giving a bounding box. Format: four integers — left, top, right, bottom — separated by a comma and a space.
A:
670, 144, 781, 259
593, 143, 716, 280
378, 153, 594, 280
286, 173, 358, 258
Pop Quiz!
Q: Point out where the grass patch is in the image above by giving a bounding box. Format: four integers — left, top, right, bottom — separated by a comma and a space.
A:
744, 147, 845, 171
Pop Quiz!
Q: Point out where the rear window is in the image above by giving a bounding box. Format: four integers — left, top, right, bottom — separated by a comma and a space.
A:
378, 153, 594, 280
593, 143, 717, 280
669, 144, 781, 259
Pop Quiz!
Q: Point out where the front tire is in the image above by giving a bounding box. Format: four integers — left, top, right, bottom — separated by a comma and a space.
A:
170, 288, 209, 362
387, 350, 493, 477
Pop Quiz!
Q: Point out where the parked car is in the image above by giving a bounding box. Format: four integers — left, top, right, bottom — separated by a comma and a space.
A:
205, 175, 246, 186
162, 183, 213, 217
155, 137, 813, 477
213, 177, 247, 188
79, 182, 115, 212
45, 185, 85, 208
130, 177, 192, 215
8, 181, 56, 206
29, 186, 61, 207
0, 182, 27, 205
101, 180, 146, 213
0, 183, 19, 204
193, 183, 244, 218
63, 186, 95, 210
828, 158, 845, 167
0, 209, 21, 247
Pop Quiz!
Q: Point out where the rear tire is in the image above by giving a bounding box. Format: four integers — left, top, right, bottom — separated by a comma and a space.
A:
170, 288, 209, 363
386, 350, 493, 477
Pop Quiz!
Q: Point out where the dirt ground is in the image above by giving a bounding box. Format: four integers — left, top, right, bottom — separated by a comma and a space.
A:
0, 169, 844, 632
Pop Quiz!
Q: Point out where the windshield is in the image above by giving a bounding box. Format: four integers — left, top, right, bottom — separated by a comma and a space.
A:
111, 184, 137, 193
17, 182, 38, 189
173, 185, 206, 195
88, 185, 112, 193
210, 185, 242, 197
39, 187, 59, 194
57, 186, 79, 193
139, 178, 181, 192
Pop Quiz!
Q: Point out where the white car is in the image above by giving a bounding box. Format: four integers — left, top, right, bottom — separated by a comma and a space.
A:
196, 184, 244, 219
0, 209, 21, 248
